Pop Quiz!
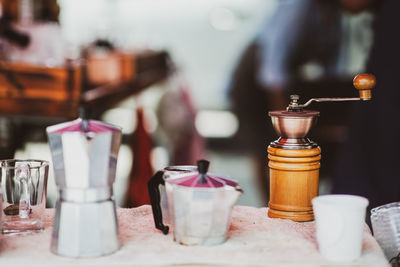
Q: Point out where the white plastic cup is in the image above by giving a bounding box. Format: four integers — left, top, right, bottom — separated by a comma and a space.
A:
312, 194, 369, 262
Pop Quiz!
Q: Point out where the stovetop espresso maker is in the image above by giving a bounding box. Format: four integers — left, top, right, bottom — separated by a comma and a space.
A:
267, 73, 375, 222
47, 118, 122, 257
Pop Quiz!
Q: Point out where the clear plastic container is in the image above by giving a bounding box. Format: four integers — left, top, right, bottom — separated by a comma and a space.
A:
371, 202, 400, 260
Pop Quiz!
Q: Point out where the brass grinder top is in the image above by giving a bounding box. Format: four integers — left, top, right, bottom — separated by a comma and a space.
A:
269, 110, 319, 149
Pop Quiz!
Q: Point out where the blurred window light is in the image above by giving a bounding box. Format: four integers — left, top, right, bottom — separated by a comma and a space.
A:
102, 108, 137, 135
143, 108, 159, 134
195, 110, 238, 138
101, 107, 158, 135
299, 61, 324, 81
151, 146, 170, 171
209, 7, 239, 31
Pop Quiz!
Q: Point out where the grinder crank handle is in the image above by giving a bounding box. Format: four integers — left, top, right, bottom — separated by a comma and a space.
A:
287, 73, 376, 110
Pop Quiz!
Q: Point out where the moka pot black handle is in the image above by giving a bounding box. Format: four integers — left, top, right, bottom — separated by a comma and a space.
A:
147, 170, 169, 235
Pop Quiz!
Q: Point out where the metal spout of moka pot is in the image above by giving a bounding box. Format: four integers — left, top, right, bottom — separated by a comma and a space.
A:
287, 73, 375, 111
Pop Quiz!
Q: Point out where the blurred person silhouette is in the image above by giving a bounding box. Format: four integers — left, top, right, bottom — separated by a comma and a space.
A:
156, 70, 206, 165
229, 0, 378, 203
332, 0, 400, 224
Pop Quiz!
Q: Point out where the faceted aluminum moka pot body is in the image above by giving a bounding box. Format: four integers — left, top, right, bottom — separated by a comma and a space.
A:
165, 175, 242, 245
149, 161, 242, 245
47, 118, 122, 258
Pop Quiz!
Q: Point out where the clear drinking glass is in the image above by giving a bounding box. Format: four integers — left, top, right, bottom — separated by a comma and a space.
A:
0, 159, 49, 235
371, 202, 400, 260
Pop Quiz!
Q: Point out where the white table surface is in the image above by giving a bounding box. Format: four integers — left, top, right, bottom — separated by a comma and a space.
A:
0, 205, 389, 267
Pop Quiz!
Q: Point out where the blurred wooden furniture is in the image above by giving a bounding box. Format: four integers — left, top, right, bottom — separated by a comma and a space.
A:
81, 50, 169, 118
86, 52, 136, 86
0, 61, 82, 119
0, 50, 169, 158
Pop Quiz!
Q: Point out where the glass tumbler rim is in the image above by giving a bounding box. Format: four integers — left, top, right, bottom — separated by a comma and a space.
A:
0, 159, 49, 169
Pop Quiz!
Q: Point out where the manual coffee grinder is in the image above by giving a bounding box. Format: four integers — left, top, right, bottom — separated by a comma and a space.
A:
267, 73, 375, 222
47, 118, 122, 257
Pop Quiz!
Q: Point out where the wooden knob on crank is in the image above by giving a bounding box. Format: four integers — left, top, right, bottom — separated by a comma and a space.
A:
353, 73, 376, 100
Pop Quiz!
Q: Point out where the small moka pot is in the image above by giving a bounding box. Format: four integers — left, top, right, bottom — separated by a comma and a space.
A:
47, 118, 122, 257
267, 74, 375, 222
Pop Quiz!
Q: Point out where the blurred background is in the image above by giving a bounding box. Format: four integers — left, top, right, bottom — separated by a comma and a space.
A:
0, 0, 377, 208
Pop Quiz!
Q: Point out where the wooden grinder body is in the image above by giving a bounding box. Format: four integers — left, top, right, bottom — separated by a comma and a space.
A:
267, 146, 321, 222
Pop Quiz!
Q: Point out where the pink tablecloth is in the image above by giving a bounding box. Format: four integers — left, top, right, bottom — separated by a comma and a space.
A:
0, 205, 388, 266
